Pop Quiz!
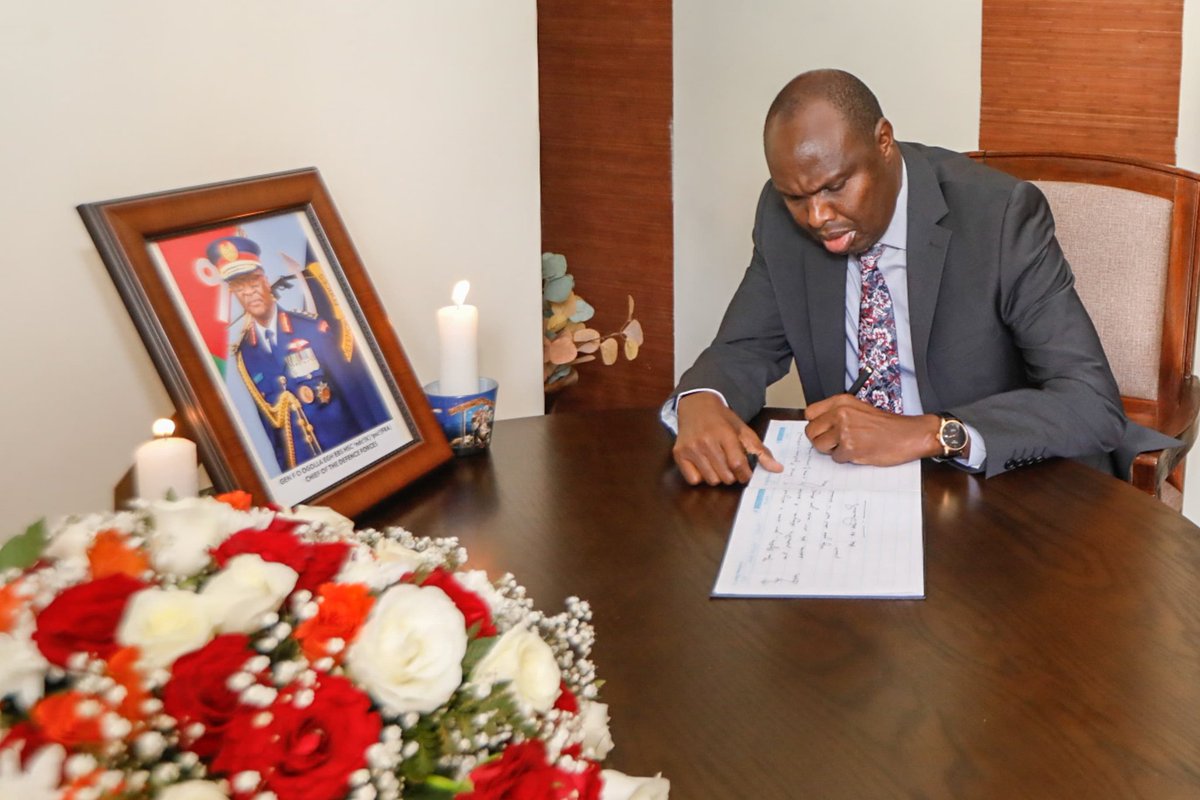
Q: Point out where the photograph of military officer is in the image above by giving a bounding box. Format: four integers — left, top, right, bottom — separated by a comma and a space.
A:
211, 234, 391, 472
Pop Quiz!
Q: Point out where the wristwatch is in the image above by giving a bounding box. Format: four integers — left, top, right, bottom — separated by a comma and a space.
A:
937, 415, 969, 459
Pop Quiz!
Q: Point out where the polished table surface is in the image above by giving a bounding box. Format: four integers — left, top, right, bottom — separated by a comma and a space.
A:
363, 408, 1200, 799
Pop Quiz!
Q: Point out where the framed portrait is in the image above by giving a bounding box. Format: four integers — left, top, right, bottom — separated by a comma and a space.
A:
79, 168, 452, 516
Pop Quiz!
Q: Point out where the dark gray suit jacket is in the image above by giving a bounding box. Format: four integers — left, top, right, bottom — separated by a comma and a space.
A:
675, 142, 1176, 478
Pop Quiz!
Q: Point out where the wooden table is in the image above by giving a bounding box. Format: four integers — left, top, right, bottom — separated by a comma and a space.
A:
362, 408, 1200, 799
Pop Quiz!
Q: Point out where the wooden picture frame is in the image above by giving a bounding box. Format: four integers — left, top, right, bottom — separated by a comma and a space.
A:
79, 168, 451, 516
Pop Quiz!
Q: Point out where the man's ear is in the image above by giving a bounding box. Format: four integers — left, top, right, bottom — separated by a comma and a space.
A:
875, 117, 895, 156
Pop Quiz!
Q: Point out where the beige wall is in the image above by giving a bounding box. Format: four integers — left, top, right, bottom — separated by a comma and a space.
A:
0, 2, 543, 531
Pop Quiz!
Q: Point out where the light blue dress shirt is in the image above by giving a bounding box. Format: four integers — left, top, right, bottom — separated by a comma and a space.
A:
842, 161, 985, 469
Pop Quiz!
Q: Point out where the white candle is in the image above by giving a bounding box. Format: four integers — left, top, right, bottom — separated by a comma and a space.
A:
436, 280, 479, 395
134, 419, 199, 500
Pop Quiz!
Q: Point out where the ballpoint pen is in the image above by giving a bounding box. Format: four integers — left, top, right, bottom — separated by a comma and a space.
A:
849, 365, 873, 396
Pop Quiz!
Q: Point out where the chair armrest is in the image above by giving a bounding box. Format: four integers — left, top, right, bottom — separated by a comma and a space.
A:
1156, 376, 1200, 440
1130, 376, 1200, 497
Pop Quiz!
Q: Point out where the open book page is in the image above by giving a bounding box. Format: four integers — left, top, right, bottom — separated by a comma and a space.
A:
712, 419, 924, 599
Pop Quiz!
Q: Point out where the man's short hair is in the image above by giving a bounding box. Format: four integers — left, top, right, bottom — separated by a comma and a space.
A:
766, 69, 884, 143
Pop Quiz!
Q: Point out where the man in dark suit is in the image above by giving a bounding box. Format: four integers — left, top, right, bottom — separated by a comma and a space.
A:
212, 235, 390, 472
668, 69, 1173, 485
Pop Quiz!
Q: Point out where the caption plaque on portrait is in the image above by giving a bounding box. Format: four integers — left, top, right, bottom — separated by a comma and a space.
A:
79, 168, 451, 516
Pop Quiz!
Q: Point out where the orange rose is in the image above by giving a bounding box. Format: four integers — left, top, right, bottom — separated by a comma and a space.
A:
215, 490, 254, 511
106, 647, 149, 724
31, 691, 107, 748
0, 580, 26, 633
294, 583, 374, 662
87, 529, 150, 580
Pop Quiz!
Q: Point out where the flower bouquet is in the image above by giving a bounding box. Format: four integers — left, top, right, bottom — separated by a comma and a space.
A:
0, 494, 669, 800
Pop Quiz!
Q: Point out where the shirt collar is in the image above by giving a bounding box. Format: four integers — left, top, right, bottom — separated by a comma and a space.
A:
254, 309, 279, 341
875, 156, 908, 252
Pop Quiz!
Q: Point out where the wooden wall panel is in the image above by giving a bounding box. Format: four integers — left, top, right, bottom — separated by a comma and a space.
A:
537, 0, 674, 412
981, 0, 1184, 163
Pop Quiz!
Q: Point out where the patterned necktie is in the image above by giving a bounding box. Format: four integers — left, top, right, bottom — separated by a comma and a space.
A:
856, 244, 903, 413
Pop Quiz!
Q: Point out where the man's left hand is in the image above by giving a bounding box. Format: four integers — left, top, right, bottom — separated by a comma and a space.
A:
804, 395, 947, 465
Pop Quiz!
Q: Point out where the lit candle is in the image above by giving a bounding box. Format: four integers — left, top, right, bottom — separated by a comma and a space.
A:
134, 419, 199, 500
436, 280, 479, 395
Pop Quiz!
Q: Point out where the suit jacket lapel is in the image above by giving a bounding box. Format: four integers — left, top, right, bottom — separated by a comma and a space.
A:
802, 240, 848, 401
900, 143, 951, 413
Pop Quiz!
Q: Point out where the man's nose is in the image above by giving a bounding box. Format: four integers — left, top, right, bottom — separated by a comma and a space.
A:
805, 197, 836, 229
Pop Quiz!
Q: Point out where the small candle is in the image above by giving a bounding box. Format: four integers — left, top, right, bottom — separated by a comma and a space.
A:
436, 280, 479, 396
134, 419, 199, 501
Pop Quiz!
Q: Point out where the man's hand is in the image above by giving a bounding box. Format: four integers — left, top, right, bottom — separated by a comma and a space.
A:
803, 394, 948, 465
673, 392, 784, 485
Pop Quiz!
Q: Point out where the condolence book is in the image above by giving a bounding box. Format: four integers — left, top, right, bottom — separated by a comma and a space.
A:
712, 420, 925, 599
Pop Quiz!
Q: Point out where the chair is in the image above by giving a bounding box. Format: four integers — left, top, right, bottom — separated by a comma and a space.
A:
968, 151, 1200, 509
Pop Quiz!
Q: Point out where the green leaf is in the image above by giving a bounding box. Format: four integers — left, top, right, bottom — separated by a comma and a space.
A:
0, 519, 47, 571
463, 635, 497, 675
404, 780, 461, 800
401, 722, 442, 784
543, 274, 575, 304
541, 252, 568, 281
403, 782, 458, 800
424, 774, 473, 794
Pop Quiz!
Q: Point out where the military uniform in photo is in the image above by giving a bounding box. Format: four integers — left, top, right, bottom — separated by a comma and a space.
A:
211, 236, 390, 472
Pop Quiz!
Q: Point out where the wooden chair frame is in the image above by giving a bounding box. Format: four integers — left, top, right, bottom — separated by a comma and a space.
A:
968, 151, 1200, 500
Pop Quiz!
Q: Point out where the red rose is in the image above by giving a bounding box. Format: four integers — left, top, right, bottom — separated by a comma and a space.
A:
32, 573, 147, 666
212, 525, 306, 573
462, 740, 601, 800
162, 634, 256, 759
296, 542, 351, 594
213, 674, 381, 800
419, 568, 497, 637
553, 682, 578, 714
212, 527, 349, 595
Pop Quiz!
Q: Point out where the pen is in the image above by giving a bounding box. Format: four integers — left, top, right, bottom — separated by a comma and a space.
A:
848, 366, 872, 396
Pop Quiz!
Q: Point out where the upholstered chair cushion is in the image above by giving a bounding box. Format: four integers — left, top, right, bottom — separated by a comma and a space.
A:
1033, 180, 1172, 401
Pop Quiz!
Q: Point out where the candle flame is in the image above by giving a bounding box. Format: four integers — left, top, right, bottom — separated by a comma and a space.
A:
452, 280, 470, 307
152, 418, 176, 438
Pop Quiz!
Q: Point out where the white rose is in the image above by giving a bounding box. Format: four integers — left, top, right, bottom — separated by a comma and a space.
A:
335, 544, 412, 591
373, 539, 426, 570
578, 700, 615, 760
0, 743, 64, 800
0, 629, 49, 710
146, 497, 249, 577
200, 555, 298, 633
345, 584, 467, 714
116, 588, 214, 670
157, 780, 230, 800
471, 625, 561, 714
285, 505, 355, 537
600, 770, 671, 800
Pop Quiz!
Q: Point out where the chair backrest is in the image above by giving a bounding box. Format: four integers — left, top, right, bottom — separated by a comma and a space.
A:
968, 151, 1200, 429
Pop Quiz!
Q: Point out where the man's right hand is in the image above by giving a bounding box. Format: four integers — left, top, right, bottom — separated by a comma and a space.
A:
672, 392, 784, 485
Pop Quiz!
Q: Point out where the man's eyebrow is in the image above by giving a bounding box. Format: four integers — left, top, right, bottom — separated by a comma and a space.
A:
776, 171, 847, 198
